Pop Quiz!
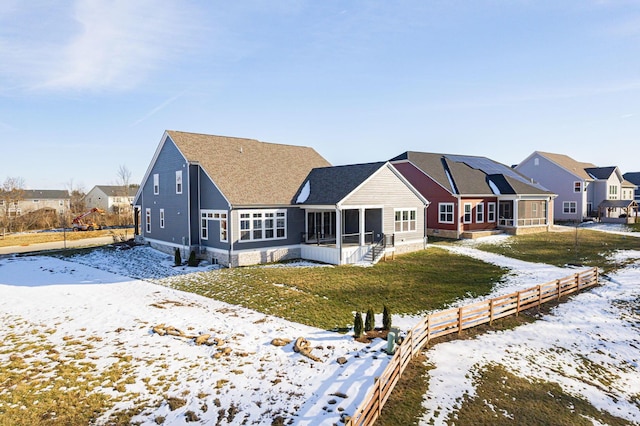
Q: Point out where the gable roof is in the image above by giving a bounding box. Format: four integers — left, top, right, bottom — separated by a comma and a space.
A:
391, 151, 551, 196
534, 151, 596, 180
293, 162, 387, 205
167, 131, 330, 206
584, 166, 616, 180
623, 172, 640, 186
22, 190, 69, 200
92, 185, 138, 197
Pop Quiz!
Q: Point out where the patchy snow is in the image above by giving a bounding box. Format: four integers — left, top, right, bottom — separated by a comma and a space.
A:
1, 238, 639, 424
418, 248, 640, 425
488, 179, 501, 195
0, 252, 388, 425
296, 180, 311, 204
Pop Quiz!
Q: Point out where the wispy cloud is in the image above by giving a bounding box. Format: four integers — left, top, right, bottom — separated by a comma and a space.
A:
435, 79, 640, 110
0, 0, 202, 92
129, 90, 188, 127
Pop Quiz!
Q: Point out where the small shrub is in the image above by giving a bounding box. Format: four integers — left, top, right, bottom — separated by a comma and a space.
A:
365, 308, 375, 332
383, 305, 392, 330
353, 312, 363, 338
187, 250, 198, 267
174, 248, 182, 266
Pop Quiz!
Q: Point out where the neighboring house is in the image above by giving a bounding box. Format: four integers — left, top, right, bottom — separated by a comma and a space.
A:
516, 152, 637, 222
294, 161, 429, 264
0, 189, 70, 216
84, 185, 137, 214
623, 172, 640, 203
391, 152, 555, 239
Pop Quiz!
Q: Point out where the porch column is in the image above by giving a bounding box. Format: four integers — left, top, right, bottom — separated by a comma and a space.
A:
336, 207, 342, 264
359, 208, 365, 246
513, 200, 519, 227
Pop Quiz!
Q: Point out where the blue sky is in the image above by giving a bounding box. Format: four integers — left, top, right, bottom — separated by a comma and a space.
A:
1, 1, 639, 191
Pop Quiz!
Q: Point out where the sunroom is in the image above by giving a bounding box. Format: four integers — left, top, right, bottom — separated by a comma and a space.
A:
294, 162, 428, 265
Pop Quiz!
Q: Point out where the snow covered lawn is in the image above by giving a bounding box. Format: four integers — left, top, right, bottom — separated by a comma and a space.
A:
0, 254, 389, 425
1, 231, 639, 425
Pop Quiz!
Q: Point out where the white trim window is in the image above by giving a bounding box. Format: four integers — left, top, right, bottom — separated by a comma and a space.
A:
176, 170, 183, 194
153, 174, 159, 195
573, 181, 581, 193
487, 202, 496, 222
159, 209, 165, 229
439, 203, 454, 224
239, 209, 286, 242
476, 203, 484, 223
201, 210, 228, 242
145, 208, 151, 233
463, 203, 472, 223
563, 201, 577, 214
394, 209, 417, 232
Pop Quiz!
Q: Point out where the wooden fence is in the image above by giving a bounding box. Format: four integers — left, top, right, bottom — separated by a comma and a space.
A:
345, 267, 599, 426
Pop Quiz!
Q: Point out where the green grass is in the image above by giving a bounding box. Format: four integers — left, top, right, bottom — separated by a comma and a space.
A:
452, 364, 632, 426
443, 228, 640, 273
160, 246, 507, 330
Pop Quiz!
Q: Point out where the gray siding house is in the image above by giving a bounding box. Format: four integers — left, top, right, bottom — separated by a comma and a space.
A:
516, 152, 637, 222
0, 189, 70, 216
294, 162, 429, 264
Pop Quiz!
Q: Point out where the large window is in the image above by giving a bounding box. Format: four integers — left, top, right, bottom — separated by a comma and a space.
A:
439, 203, 454, 224
201, 210, 228, 242
487, 202, 496, 222
609, 185, 618, 199
463, 203, 472, 223
563, 201, 577, 214
145, 208, 151, 233
476, 203, 484, 223
176, 171, 183, 194
153, 174, 159, 195
395, 209, 417, 232
239, 209, 286, 242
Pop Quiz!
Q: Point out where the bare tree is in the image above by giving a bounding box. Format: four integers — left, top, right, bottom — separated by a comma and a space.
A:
65, 179, 86, 214
0, 176, 26, 233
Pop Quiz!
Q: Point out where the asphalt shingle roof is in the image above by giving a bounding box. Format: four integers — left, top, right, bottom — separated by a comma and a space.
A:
167, 131, 331, 206
535, 151, 596, 180
22, 190, 69, 199
392, 152, 551, 196
95, 186, 138, 197
294, 162, 386, 205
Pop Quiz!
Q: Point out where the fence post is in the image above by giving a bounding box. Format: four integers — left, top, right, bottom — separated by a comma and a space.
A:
516, 291, 521, 316
489, 299, 494, 325
557, 279, 562, 301
575, 272, 580, 291
457, 307, 463, 335
426, 316, 431, 347
537, 285, 542, 310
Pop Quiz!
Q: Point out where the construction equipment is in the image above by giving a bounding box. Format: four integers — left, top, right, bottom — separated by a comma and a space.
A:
72, 208, 105, 231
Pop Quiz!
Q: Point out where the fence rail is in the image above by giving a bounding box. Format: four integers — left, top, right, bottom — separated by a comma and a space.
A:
345, 267, 599, 426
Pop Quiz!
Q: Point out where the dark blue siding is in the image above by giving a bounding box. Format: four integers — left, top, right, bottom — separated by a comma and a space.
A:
140, 137, 191, 245
198, 168, 231, 250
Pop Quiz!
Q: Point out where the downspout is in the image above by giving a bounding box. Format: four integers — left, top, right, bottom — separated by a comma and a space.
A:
228, 204, 233, 268
336, 203, 342, 265
456, 195, 462, 239
186, 164, 191, 259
